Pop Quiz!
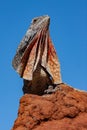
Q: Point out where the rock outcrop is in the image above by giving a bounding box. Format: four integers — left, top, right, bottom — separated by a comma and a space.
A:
12, 83, 87, 130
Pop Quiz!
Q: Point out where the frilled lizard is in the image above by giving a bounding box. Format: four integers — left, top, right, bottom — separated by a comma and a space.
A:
12, 15, 62, 95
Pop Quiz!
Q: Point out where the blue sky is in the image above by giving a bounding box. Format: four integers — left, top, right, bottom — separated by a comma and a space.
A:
0, 0, 87, 129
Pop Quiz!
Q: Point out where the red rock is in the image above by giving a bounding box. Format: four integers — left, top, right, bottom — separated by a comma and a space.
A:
12, 83, 87, 130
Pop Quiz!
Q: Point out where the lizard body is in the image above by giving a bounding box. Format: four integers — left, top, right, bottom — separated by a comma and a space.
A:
12, 15, 62, 95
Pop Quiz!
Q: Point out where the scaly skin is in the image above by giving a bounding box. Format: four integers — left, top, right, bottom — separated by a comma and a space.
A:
12, 15, 62, 95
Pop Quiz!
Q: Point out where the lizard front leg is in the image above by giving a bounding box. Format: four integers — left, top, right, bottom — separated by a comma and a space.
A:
44, 83, 62, 94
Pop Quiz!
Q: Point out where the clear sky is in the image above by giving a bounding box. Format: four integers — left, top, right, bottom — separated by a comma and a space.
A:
0, 0, 87, 129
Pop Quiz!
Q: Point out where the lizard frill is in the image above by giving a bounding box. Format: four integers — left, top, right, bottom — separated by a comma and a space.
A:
12, 16, 62, 84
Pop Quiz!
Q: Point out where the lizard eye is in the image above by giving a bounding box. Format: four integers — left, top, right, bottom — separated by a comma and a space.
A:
32, 18, 38, 23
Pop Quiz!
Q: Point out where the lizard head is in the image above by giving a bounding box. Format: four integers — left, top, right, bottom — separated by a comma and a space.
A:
30, 15, 50, 32
12, 15, 50, 73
